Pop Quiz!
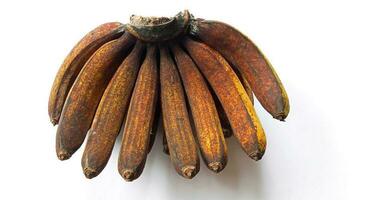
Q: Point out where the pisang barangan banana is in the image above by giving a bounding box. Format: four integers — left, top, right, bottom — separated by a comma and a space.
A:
170, 43, 227, 172
48, 22, 124, 125
81, 41, 143, 178
190, 20, 289, 120
56, 33, 135, 160
160, 45, 199, 178
118, 45, 158, 181
183, 38, 266, 161
49, 10, 289, 181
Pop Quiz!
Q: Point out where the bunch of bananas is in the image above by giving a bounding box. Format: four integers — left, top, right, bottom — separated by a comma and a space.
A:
48, 10, 289, 181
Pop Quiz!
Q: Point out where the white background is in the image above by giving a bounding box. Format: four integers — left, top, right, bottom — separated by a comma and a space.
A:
0, 0, 368, 199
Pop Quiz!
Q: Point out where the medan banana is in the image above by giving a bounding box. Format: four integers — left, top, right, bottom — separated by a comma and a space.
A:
51, 11, 289, 180
170, 43, 227, 172
48, 22, 124, 125
81, 41, 143, 178
190, 20, 289, 120
118, 45, 158, 181
56, 33, 136, 160
183, 38, 266, 161
159, 45, 199, 178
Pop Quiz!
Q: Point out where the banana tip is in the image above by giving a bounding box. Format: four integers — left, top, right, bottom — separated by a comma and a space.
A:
121, 169, 135, 182
274, 113, 287, 121
83, 167, 98, 179
50, 118, 58, 126
208, 162, 223, 173
249, 151, 264, 161
181, 165, 197, 179
57, 151, 71, 161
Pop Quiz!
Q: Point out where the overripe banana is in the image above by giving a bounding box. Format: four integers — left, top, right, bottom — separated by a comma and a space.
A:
48, 22, 124, 125
183, 38, 266, 160
81, 41, 144, 178
159, 45, 199, 178
190, 20, 289, 120
50, 10, 289, 181
170, 43, 227, 172
118, 45, 158, 181
56, 33, 135, 160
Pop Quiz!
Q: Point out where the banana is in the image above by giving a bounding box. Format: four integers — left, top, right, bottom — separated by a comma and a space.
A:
118, 45, 158, 181
55, 33, 136, 161
81, 41, 143, 178
190, 20, 289, 120
48, 22, 124, 125
183, 38, 266, 161
159, 45, 199, 178
170, 43, 227, 172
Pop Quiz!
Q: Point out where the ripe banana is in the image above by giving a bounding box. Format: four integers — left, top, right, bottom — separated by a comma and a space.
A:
48, 22, 124, 125
183, 38, 266, 161
118, 45, 159, 181
56, 33, 136, 161
190, 20, 289, 120
50, 11, 289, 181
170, 43, 227, 172
159, 45, 199, 178
81, 41, 143, 178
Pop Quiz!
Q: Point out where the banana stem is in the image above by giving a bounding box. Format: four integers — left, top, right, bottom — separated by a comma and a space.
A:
125, 10, 192, 42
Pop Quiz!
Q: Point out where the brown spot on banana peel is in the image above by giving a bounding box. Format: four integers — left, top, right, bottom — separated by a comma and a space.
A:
48, 22, 124, 125
159, 45, 199, 178
190, 20, 289, 120
118, 45, 158, 181
170, 43, 227, 173
55, 33, 136, 161
81, 41, 144, 178
183, 38, 266, 161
